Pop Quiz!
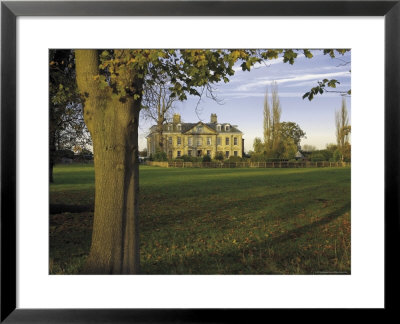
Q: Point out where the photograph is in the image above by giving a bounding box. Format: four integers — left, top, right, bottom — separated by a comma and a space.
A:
49, 49, 351, 275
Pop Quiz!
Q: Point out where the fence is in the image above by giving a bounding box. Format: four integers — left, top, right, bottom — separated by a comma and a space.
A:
145, 161, 350, 168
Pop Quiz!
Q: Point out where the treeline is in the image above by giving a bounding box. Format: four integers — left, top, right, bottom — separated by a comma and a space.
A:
249, 84, 351, 163
249, 83, 306, 161
302, 143, 351, 162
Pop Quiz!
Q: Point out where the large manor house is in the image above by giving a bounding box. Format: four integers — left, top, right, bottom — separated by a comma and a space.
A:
146, 113, 244, 159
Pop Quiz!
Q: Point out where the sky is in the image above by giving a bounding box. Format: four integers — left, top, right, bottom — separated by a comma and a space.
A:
138, 50, 351, 152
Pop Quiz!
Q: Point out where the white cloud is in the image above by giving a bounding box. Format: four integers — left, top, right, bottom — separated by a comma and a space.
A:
221, 91, 340, 100
236, 71, 351, 91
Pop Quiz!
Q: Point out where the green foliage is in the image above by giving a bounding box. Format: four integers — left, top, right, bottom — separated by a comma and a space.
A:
342, 143, 351, 162
50, 164, 351, 274
180, 155, 193, 162
335, 98, 351, 162
49, 49, 91, 176
276, 138, 298, 160
253, 137, 264, 153
227, 156, 242, 163
56, 149, 75, 160
249, 152, 263, 162
326, 143, 338, 154
93, 49, 325, 104
202, 155, 212, 162
302, 79, 341, 101
310, 149, 333, 162
215, 152, 224, 161
153, 151, 168, 162
139, 149, 148, 157
279, 122, 306, 147
333, 149, 341, 162
301, 49, 351, 100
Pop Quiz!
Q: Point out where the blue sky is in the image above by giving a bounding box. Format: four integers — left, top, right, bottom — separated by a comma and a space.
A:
138, 50, 351, 152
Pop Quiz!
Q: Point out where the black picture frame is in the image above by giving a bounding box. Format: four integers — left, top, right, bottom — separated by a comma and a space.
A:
1, 0, 399, 322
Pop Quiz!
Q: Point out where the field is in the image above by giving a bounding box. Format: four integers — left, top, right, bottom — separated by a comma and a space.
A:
50, 164, 351, 274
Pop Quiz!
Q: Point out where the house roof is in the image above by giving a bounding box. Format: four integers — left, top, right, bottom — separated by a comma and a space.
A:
147, 121, 243, 136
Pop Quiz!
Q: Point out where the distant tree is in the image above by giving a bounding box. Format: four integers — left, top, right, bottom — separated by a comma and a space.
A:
141, 79, 177, 151
335, 98, 351, 162
262, 82, 282, 156
325, 143, 337, 153
215, 152, 224, 161
302, 144, 317, 152
253, 137, 264, 153
56, 149, 75, 160
227, 155, 242, 163
153, 150, 168, 161
139, 149, 148, 157
263, 87, 272, 150
202, 155, 211, 162
49, 49, 91, 182
310, 149, 334, 162
262, 83, 305, 160
275, 138, 298, 160
249, 152, 266, 162
342, 142, 351, 162
279, 122, 306, 148
271, 83, 282, 153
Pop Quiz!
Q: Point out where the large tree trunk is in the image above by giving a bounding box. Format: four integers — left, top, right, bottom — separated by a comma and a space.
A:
49, 134, 55, 183
49, 106, 56, 183
75, 50, 141, 274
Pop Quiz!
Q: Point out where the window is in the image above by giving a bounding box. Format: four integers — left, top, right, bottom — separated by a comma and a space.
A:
168, 124, 172, 131
177, 151, 181, 157
177, 124, 181, 131
177, 137, 181, 145
188, 150, 192, 156
197, 137, 203, 146
217, 137, 221, 145
234, 137, 238, 145
207, 137, 211, 145
225, 137, 229, 145
197, 126, 203, 132
207, 150, 211, 156
188, 137, 192, 146
225, 125, 230, 131
197, 150, 202, 157
168, 137, 172, 145
234, 151, 238, 157
217, 124, 221, 131
225, 151, 229, 158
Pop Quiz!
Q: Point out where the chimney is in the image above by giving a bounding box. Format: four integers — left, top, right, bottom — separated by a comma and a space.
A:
210, 113, 217, 123
173, 114, 181, 124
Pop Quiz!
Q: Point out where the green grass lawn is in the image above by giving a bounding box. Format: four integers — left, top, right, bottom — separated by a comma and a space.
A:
50, 164, 351, 274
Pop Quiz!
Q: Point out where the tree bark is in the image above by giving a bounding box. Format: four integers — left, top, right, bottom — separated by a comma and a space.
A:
75, 50, 141, 274
49, 104, 56, 183
49, 133, 55, 183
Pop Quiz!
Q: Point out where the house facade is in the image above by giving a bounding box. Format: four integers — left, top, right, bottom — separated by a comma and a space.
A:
146, 113, 244, 159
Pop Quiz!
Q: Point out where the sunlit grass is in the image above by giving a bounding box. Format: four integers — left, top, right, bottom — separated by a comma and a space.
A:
50, 164, 350, 274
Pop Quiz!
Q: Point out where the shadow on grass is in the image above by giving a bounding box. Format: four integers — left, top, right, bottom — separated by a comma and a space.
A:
139, 183, 347, 235
267, 201, 350, 247
140, 201, 351, 274
50, 204, 94, 214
